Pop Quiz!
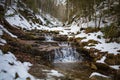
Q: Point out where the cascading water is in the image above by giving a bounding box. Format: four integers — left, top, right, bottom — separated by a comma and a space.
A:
44, 34, 53, 42
54, 42, 83, 63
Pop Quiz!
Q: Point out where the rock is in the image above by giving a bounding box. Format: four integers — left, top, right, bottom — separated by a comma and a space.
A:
91, 63, 97, 70
38, 36, 45, 41
115, 70, 120, 80
105, 54, 120, 65
95, 63, 116, 76
76, 47, 93, 61
105, 54, 115, 65
0, 4, 4, 16
53, 35, 68, 41
115, 54, 120, 65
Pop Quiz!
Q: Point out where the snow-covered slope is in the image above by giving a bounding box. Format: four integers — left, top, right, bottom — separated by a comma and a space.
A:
4, 0, 63, 30
0, 50, 35, 80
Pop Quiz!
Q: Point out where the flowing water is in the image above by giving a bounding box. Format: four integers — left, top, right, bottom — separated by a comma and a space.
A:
54, 42, 83, 63
44, 34, 54, 42
44, 35, 83, 63
31, 34, 91, 79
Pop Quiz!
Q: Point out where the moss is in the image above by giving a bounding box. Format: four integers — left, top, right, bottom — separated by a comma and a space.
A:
101, 24, 120, 41
115, 54, 120, 65
85, 27, 100, 33
26, 77, 31, 80
74, 37, 86, 42
88, 39, 99, 44
0, 45, 10, 53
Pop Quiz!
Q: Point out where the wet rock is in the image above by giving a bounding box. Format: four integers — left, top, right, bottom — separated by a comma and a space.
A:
0, 4, 4, 17
95, 63, 116, 76
38, 36, 45, 41
76, 47, 93, 61
53, 35, 68, 41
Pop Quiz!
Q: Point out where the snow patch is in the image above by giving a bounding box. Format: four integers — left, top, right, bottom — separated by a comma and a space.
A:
0, 25, 17, 38
90, 72, 109, 78
96, 56, 106, 63
0, 50, 35, 80
56, 0, 66, 6
110, 65, 120, 70
6, 14, 32, 30
42, 69, 64, 78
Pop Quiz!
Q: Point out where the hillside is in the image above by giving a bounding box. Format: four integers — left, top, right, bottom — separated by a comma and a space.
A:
0, 0, 120, 80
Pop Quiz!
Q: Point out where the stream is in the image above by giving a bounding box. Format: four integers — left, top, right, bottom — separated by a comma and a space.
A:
29, 33, 92, 80
41, 34, 91, 79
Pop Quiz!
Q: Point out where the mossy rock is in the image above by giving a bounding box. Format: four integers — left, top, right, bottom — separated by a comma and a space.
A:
88, 39, 99, 44
79, 42, 88, 47
74, 37, 86, 43
105, 59, 115, 65
91, 63, 97, 70
105, 54, 116, 65
85, 27, 100, 33
95, 63, 116, 75
105, 54, 120, 65
76, 47, 93, 61
0, 44, 10, 53
115, 54, 120, 65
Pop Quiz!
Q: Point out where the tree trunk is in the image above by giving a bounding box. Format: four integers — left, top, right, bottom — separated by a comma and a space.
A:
98, 13, 102, 28
94, 0, 97, 28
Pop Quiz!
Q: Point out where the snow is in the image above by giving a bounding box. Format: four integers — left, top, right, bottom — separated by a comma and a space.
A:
94, 42, 120, 55
110, 65, 120, 70
75, 30, 120, 55
0, 25, 7, 45
36, 14, 46, 25
0, 38, 7, 45
96, 56, 106, 63
89, 72, 109, 78
42, 69, 64, 78
6, 14, 32, 30
70, 23, 80, 34
0, 25, 17, 38
47, 70, 64, 77
0, 50, 35, 80
56, 0, 66, 6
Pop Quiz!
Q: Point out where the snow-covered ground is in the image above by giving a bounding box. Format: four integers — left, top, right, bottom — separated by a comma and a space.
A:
0, 50, 35, 80
0, 49, 64, 80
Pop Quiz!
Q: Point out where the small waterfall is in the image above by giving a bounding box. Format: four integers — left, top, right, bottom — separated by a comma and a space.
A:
45, 34, 53, 42
54, 42, 83, 63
